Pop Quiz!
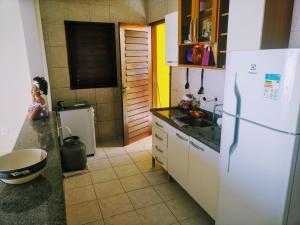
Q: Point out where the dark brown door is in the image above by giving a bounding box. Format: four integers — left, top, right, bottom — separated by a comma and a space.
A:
119, 24, 152, 145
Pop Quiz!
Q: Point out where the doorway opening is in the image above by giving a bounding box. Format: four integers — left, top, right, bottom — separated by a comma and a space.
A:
119, 21, 171, 145
152, 22, 170, 108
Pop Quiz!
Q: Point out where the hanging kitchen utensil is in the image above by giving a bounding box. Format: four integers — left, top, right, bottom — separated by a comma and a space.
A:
185, 68, 190, 89
198, 69, 204, 95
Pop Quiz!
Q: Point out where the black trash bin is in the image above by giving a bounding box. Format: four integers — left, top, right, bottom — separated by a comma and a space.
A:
60, 136, 87, 172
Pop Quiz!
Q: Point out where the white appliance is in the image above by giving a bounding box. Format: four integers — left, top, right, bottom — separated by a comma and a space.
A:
59, 107, 96, 156
217, 49, 300, 225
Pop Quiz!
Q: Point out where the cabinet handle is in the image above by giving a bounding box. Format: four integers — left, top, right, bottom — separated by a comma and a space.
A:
190, 141, 204, 151
176, 133, 188, 142
228, 73, 241, 173
193, 19, 197, 43
189, 18, 193, 42
195, 18, 199, 42
155, 122, 163, 128
155, 156, 163, 165
155, 145, 163, 153
155, 134, 163, 141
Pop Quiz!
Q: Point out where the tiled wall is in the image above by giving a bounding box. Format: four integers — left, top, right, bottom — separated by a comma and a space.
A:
39, 0, 147, 143
171, 67, 225, 112
147, 0, 177, 23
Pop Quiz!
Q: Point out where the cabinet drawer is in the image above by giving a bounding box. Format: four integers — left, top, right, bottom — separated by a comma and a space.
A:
152, 126, 168, 148
153, 153, 167, 170
152, 116, 169, 133
152, 142, 167, 159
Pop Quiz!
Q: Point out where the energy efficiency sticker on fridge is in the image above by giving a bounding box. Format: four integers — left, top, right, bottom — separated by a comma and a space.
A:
264, 73, 281, 100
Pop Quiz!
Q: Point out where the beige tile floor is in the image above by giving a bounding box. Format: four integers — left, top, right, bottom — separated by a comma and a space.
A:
64, 136, 215, 225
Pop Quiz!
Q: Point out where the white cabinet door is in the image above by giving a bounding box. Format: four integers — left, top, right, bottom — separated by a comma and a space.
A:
168, 126, 189, 189
165, 11, 178, 66
227, 0, 265, 51
188, 137, 219, 219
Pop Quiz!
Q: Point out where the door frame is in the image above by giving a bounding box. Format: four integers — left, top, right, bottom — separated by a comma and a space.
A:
119, 23, 152, 145
150, 19, 164, 108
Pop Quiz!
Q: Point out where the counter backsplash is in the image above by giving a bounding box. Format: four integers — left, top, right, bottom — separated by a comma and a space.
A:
171, 67, 225, 113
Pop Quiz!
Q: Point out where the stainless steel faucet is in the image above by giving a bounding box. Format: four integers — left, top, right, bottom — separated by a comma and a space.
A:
212, 104, 223, 124
202, 97, 218, 102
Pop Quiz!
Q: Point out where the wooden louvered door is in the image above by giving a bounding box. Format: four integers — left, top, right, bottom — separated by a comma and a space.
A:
120, 24, 152, 145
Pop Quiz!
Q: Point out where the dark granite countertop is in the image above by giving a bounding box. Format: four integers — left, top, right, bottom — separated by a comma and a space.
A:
151, 108, 221, 153
0, 112, 66, 225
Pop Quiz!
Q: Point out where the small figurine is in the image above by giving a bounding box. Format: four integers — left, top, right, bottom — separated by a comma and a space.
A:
28, 76, 49, 120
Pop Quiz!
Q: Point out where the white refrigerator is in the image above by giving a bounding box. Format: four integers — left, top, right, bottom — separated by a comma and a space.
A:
217, 49, 300, 225
59, 107, 96, 156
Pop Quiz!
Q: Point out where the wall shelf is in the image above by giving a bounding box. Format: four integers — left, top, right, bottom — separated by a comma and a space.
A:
178, 64, 224, 70
180, 41, 216, 46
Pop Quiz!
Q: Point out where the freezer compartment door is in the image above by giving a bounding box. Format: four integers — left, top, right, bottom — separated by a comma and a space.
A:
223, 49, 300, 133
217, 114, 299, 225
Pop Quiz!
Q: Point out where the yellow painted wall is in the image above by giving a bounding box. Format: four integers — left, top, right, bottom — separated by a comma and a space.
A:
156, 23, 170, 107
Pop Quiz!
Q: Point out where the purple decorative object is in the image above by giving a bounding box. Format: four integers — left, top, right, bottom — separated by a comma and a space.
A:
201, 47, 210, 66
185, 48, 193, 63
208, 46, 215, 66
28, 101, 49, 120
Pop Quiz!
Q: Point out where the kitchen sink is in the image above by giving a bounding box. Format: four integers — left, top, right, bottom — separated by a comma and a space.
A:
175, 115, 213, 127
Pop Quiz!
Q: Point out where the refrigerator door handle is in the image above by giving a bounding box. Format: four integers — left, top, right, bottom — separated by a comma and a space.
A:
228, 73, 241, 172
